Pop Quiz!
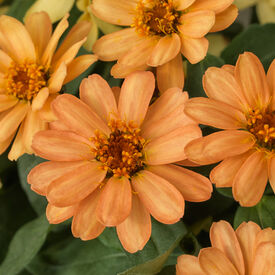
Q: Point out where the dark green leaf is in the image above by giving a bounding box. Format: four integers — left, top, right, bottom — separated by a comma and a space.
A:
216, 187, 233, 199
0, 215, 50, 275
27, 220, 186, 275
184, 54, 224, 98
233, 205, 261, 229
6, 0, 35, 21
17, 154, 47, 215
221, 24, 275, 70
257, 196, 275, 229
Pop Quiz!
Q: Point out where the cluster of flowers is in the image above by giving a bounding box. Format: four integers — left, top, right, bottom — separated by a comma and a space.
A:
0, 0, 274, 273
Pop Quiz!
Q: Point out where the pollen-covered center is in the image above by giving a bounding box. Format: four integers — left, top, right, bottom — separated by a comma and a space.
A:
133, 0, 181, 36
91, 120, 146, 178
246, 108, 275, 151
5, 61, 48, 101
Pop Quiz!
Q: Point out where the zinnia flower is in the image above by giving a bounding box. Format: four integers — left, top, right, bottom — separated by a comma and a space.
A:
235, 0, 275, 24
0, 12, 97, 160
184, 52, 275, 207
92, 0, 238, 93
176, 220, 275, 274
25, 0, 121, 51
27, 71, 213, 253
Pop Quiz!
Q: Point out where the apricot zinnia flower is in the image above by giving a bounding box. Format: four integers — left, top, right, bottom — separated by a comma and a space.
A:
0, 12, 97, 160
177, 220, 275, 274
92, 0, 238, 92
184, 52, 275, 207
28, 71, 212, 253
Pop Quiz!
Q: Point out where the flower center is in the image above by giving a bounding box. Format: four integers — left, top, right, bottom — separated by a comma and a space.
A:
246, 108, 275, 151
5, 61, 48, 101
91, 120, 146, 178
132, 0, 181, 36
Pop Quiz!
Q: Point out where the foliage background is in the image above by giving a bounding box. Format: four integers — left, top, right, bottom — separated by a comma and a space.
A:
0, 1, 274, 274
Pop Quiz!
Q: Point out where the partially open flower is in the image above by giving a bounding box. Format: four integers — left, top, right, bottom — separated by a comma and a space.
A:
176, 220, 275, 274
184, 52, 275, 207
92, 0, 238, 93
0, 12, 97, 160
28, 71, 212, 253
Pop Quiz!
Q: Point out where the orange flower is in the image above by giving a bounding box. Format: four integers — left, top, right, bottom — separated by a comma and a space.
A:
91, 0, 238, 93
27, 71, 212, 253
176, 220, 275, 274
184, 52, 275, 207
0, 12, 97, 160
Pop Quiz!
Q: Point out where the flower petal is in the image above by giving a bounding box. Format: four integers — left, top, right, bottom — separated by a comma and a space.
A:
203, 67, 247, 110
176, 255, 205, 275
251, 242, 275, 275
0, 49, 12, 73
210, 221, 245, 275
79, 74, 118, 124
91, 0, 137, 26
48, 62, 67, 94
24, 11, 52, 58
180, 35, 209, 64
268, 157, 275, 193
147, 33, 181, 67
41, 14, 69, 68
233, 151, 268, 207
236, 221, 261, 275
190, 0, 233, 13
132, 170, 184, 224
25, 0, 74, 23
174, 0, 196, 10
199, 247, 239, 275
32, 87, 49, 111
111, 63, 148, 78
63, 55, 98, 84
185, 130, 255, 165
96, 177, 132, 226
117, 195, 151, 253
46, 204, 75, 224
0, 15, 36, 62
8, 121, 25, 161
210, 151, 253, 188
22, 108, 48, 153
210, 5, 238, 32
156, 54, 184, 93
147, 164, 212, 202
32, 130, 93, 161
47, 160, 106, 207
52, 94, 110, 138
0, 101, 29, 142
184, 97, 245, 129
145, 125, 202, 165
53, 20, 91, 63
118, 71, 155, 126
178, 11, 215, 38
0, 95, 18, 112
93, 28, 145, 61
27, 160, 86, 195
235, 52, 270, 109
72, 188, 105, 240
37, 94, 58, 122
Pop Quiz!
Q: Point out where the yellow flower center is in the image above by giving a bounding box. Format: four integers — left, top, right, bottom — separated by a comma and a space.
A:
247, 108, 275, 151
91, 120, 146, 178
5, 61, 48, 101
132, 0, 181, 36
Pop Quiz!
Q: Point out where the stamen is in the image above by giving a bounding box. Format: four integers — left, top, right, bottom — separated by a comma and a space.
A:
5, 61, 48, 101
90, 120, 146, 178
246, 108, 275, 151
132, 0, 181, 36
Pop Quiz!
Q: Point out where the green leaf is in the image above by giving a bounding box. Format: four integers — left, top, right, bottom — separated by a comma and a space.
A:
216, 187, 233, 199
0, 215, 50, 275
221, 24, 275, 70
184, 54, 224, 98
257, 196, 275, 229
7, 0, 35, 21
27, 220, 186, 275
17, 154, 47, 215
233, 205, 261, 229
